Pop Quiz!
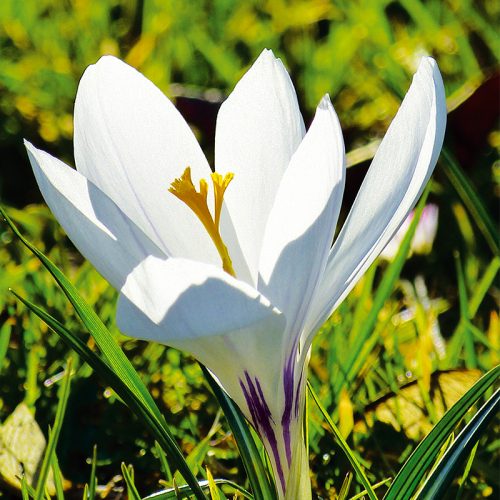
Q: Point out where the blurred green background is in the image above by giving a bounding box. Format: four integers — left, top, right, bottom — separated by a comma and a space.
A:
0, 0, 498, 498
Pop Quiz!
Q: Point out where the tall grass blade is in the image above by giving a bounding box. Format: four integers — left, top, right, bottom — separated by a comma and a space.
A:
441, 147, 499, 255
51, 454, 65, 500
20, 475, 31, 500
384, 365, 500, 499
121, 463, 141, 500
34, 359, 72, 500
308, 382, 377, 500
1, 207, 207, 500
200, 365, 276, 500
416, 389, 499, 499
454, 253, 477, 368
155, 441, 173, 482
88, 445, 98, 500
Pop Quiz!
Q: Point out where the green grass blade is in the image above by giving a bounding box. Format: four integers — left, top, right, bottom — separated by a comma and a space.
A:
441, 147, 499, 255
334, 188, 430, 396
0, 319, 12, 375
142, 479, 254, 500
384, 365, 500, 499
468, 257, 500, 316
455, 253, 477, 368
417, 389, 500, 499
349, 478, 392, 500
155, 441, 173, 482
88, 445, 98, 500
1, 207, 207, 500
122, 463, 141, 500
308, 382, 377, 500
51, 454, 65, 500
200, 365, 276, 500
21, 475, 31, 500
34, 359, 72, 500
11, 291, 206, 497
456, 441, 479, 500
338, 472, 352, 499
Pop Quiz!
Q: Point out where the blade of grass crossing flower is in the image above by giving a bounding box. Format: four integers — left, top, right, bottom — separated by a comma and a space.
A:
307, 382, 377, 500
333, 188, 430, 397
200, 365, 276, 500
11, 290, 206, 497
416, 389, 500, 499
34, 359, 72, 500
143, 480, 254, 500
1, 207, 207, 500
384, 365, 500, 500
51, 454, 65, 500
121, 463, 141, 500
441, 147, 499, 255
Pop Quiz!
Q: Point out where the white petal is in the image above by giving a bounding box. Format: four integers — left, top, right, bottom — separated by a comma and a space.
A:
258, 96, 345, 340
116, 256, 284, 342
216, 49, 306, 285
74, 55, 220, 265
25, 141, 165, 290
308, 57, 446, 335
116, 256, 286, 415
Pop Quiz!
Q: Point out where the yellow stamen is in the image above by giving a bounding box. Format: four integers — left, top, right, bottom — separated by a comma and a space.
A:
169, 167, 236, 277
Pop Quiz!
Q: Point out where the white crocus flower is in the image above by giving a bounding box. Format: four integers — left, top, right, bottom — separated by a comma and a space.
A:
25, 49, 446, 499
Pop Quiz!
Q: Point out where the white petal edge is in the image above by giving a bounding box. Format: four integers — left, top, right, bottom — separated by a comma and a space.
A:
306, 56, 446, 337
216, 49, 306, 285
25, 141, 165, 290
258, 95, 345, 343
74, 55, 221, 265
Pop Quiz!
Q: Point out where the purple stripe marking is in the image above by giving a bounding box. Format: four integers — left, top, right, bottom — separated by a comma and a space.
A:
240, 371, 286, 493
281, 353, 295, 466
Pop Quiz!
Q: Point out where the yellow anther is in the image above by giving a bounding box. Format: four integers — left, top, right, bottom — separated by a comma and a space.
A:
169, 167, 236, 277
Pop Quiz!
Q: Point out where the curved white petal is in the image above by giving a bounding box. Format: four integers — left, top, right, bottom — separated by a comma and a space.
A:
216, 49, 306, 285
74, 55, 220, 265
116, 255, 286, 414
116, 256, 284, 342
25, 141, 165, 290
258, 95, 345, 342
307, 57, 446, 336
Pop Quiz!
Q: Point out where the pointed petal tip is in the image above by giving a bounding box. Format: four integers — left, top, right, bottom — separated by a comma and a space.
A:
318, 94, 332, 110
415, 56, 445, 93
257, 47, 276, 61
82, 54, 131, 78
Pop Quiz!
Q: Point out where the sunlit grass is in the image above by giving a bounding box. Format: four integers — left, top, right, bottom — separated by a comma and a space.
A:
0, 0, 498, 499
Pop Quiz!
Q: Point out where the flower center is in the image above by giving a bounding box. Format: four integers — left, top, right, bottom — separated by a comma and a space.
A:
169, 166, 236, 277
